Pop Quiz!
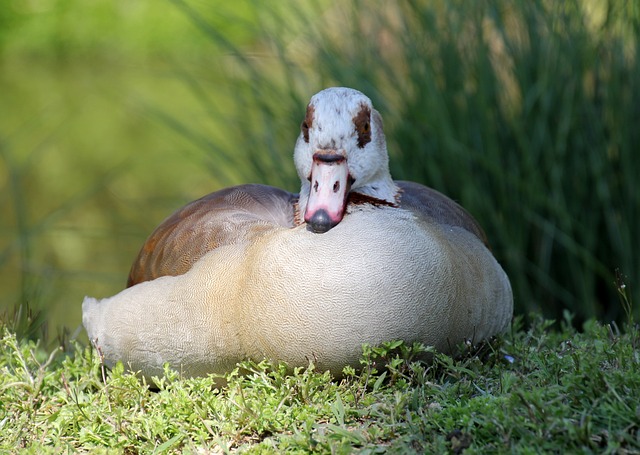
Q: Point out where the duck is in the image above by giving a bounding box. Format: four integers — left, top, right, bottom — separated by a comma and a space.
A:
82, 87, 513, 382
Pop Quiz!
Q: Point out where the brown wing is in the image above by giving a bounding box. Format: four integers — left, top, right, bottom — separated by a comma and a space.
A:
397, 180, 489, 247
127, 184, 298, 287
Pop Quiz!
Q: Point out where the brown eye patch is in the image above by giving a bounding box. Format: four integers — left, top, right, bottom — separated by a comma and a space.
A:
353, 104, 372, 148
301, 105, 315, 143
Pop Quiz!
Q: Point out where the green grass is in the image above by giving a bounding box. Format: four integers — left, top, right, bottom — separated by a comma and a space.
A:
1, 313, 638, 453
2, 0, 638, 336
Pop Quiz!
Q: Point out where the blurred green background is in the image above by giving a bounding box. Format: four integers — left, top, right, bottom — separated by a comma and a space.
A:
1, 0, 638, 344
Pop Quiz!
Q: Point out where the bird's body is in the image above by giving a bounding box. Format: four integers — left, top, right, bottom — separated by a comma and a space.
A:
83, 87, 512, 382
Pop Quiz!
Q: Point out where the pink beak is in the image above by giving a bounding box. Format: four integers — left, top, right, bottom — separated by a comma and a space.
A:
304, 151, 351, 233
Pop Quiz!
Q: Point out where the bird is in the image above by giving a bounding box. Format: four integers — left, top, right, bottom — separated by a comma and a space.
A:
82, 87, 513, 383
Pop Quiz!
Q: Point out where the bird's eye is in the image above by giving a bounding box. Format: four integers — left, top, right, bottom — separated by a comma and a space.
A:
355, 122, 371, 148
301, 121, 310, 143
302, 105, 314, 144
354, 111, 372, 148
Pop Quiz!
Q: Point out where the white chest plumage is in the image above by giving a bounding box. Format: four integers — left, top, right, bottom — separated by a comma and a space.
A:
83, 205, 512, 381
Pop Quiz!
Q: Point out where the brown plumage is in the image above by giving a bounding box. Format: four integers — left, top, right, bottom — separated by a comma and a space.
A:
127, 181, 487, 287
127, 184, 297, 286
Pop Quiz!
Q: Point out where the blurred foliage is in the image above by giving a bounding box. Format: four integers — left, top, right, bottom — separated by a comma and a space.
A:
0, 0, 638, 340
0, 0, 260, 59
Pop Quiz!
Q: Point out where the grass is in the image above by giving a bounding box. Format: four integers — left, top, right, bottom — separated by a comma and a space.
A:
2, 0, 639, 337
1, 312, 638, 453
